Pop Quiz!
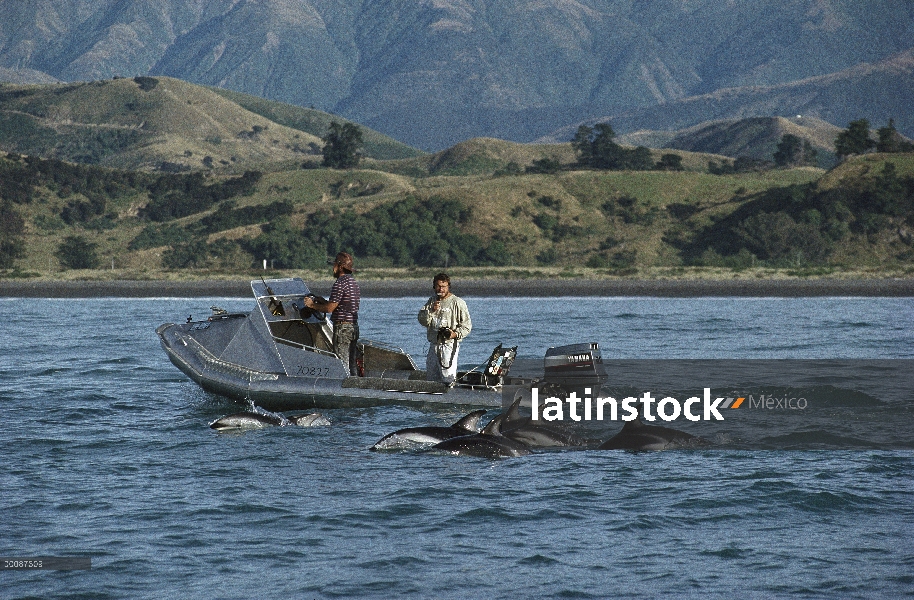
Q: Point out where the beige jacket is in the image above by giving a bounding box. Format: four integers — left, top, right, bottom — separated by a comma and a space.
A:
418, 294, 472, 343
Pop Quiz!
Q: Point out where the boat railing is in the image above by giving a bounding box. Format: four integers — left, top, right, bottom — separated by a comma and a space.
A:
359, 338, 420, 371
359, 338, 409, 356
272, 335, 341, 359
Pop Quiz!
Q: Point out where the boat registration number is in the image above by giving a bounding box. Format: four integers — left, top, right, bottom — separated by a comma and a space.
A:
297, 365, 331, 377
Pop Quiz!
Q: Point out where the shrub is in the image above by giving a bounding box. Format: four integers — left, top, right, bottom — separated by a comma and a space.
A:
735, 212, 829, 264
194, 200, 293, 235
667, 203, 699, 220
533, 213, 558, 232
322, 122, 363, 169
162, 239, 247, 270
247, 196, 508, 268
56, 235, 100, 269
536, 247, 558, 265
656, 153, 684, 171
128, 224, 187, 250
525, 158, 563, 174
134, 76, 159, 91
142, 171, 262, 221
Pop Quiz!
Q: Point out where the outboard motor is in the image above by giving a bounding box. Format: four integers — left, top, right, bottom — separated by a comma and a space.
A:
543, 342, 608, 396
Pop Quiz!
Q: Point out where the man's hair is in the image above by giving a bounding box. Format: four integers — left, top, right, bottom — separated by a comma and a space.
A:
433, 273, 450, 285
332, 251, 355, 273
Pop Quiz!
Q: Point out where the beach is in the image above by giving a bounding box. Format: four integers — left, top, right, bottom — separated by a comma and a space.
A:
2, 277, 914, 297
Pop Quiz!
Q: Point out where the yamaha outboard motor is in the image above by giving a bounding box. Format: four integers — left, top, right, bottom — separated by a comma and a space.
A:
543, 342, 608, 397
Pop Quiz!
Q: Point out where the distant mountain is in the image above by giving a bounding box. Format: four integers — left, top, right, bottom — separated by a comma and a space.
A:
1, 0, 912, 150
546, 50, 914, 150
0, 76, 420, 171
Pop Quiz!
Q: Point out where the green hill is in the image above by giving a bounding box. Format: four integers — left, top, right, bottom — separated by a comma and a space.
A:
619, 116, 843, 168
207, 87, 421, 161
3, 143, 913, 279
0, 77, 422, 172
374, 137, 723, 178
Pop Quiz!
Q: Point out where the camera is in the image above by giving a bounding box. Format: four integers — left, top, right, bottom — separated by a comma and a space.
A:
437, 327, 454, 343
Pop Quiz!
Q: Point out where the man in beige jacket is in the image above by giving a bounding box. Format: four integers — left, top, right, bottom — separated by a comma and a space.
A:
418, 273, 472, 384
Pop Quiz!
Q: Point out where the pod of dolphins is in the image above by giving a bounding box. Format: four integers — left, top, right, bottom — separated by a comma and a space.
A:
208, 398, 710, 458
369, 397, 711, 458
209, 410, 330, 431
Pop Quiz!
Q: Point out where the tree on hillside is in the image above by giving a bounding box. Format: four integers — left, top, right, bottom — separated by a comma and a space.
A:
835, 119, 875, 158
571, 122, 652, 171
876, 119, 914, 153
589, 123, 622, 169
525, 157, 563, 174
56, 234, 100, 270
773, 134, 817, 167
573, 123, 622, 168
656, 153, 684, 171
322, 122, 363, 169
625, 146, 655, 170
571, 125, 595, 166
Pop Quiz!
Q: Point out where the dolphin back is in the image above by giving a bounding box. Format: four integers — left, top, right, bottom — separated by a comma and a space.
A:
453, 409, 487, 432
599, 417, 710, 451
288, 413, 331, 427
209, 411, 282, 430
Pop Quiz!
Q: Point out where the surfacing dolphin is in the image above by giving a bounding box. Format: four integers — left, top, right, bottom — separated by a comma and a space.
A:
598, 416, 709, 451
370, 409, 487, 451
500, 394, 593, 448
431, 413, 532, 458
210, 411, 330, 431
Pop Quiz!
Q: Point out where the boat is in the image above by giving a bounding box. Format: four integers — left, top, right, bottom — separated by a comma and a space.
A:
156, 277, 607, 411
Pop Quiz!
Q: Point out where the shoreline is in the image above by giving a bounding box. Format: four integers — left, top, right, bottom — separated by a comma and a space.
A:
2, 277, 914, 298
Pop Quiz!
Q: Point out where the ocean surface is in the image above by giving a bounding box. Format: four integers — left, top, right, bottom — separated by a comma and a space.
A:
2, 295, 913, 599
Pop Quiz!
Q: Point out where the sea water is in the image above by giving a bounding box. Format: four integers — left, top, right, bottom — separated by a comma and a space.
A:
1, 296, 912, 598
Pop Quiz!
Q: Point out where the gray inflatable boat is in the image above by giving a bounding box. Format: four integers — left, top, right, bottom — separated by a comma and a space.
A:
156, 278, 606, 411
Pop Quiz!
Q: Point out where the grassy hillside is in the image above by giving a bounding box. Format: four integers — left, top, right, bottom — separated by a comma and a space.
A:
374, 137, 724, 178
208, 87, 422, 161
0, 77, 422, 172
607, 116, 843, 169
661, 117, 842, 168
4, 139, 912, 280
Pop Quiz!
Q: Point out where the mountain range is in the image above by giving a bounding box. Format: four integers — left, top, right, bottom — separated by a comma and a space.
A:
1, 0, 912, 150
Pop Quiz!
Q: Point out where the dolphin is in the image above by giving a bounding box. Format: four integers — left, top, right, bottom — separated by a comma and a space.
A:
209, 411, 329, 431
500, 395, 592, 448
288, 412, 331, 427
598, 416, 709, 451
370, 409, 487, 451
431, 414, 532, 458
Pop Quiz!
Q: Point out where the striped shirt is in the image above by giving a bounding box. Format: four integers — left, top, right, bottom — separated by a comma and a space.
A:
329, 274, 360, 323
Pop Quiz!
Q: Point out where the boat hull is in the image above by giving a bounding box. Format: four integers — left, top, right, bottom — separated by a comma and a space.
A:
158, 324, 509, 410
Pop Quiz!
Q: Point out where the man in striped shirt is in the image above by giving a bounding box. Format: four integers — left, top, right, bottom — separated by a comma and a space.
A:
304, 252, 361, 375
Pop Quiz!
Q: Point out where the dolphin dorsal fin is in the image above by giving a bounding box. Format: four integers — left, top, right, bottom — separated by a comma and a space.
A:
454, 409, 487, 432
504, 394, 524, 422
482, 413, 505, 437
624, 415, 645, 430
